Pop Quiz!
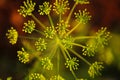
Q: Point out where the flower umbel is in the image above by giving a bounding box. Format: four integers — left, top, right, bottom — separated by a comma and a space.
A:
65, 57, 79, 71
41, 57, 53, 70
35, 38, 47, 51
29, 73, 46, 80
95, 27, 111, 48
17, 48, 29, 64
74, 9, 91, 24
38, 2, 52, 15
22, 20, 35, 34
6, 27, 18, 45
18, 0, 36, 17
88, 62, 104, 78
53, 0, 69, 14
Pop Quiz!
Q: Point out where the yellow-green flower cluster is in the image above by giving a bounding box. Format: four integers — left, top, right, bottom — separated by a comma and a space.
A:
88, 62, 104, 78
41, 57, 53, 70
44, 27, 56, 39
50, 75, 65, 80
74, 9, 91, 24
29, 73, 46, 80
82, 44, 96, 57
18, 0, 36, 17
35, 38, 47, 51
62, 36, 74, 49
22, 20, 35, 34
53, 0, 69, 14
38, 2, 52, 15
74, 0, 89, 4
65, 57, 79, 71
6, 27, 18, 45
57, 20, 69, 36
95, 27, 111, 48
17, 48, 30, 64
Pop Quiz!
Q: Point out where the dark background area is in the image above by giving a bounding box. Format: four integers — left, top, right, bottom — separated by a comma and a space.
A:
0, 0, 120, 80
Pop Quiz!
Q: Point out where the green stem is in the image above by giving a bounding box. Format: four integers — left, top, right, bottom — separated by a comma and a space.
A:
66, 2, 77, 24
66, 22, 80, 36
57, 48, 60, 74
74, 36, 96, 40
48, 14, 54, 29
69, 49, 91, 66
71, 69, 77, 79
34, 29, 45, 35
71, 43, 86, 48
19, 36, 38, 40
59, 14, 62, 22
31, 14, 46, 29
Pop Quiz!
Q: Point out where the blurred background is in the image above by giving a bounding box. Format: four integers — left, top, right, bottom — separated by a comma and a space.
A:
0, 0, 120, 80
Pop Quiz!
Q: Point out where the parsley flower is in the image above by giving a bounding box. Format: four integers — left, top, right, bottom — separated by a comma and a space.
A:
6, 27, 18, 45
18, 0, 36, 17
29, 73, 46, 80
22, 20, 35, 34
17, 48, 30, 64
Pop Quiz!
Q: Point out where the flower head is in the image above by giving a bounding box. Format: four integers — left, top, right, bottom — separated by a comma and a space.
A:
35, 38, 47, 51
6, 27, 18, 45
56, 20, 69, 36
38, 2, 52, 15
74, 0, 89, 4
29, 73, 46, 80
65, 57, 79, 71
82, 44, 96, 57
17, 48, 30, 64
50, 75, 65, 80
18, 0, 36, 17
44, 27, 56, 39
88, 62, 104, 78
22, 20, 35, 34
41, 57, 53, 70
74, 9, 91, 24
53, 0, 69, 14
62, 36, 74, 49
95, 27, 111, 48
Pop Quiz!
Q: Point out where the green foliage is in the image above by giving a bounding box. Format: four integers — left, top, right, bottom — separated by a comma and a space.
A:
22, 20, 35, 34
29, 73, 46, 80
41, 57, 53, 70
88, 62, 104, 78
35, 38, 47, 51
6, 27, 18, 45
74, 0, 89, 4
65, 57, 79, 71
53, 0, 69, 14
17, 48, 30, 64
38, 2, 52, 15
74, 9, 91, 24
18, 0, 36, 17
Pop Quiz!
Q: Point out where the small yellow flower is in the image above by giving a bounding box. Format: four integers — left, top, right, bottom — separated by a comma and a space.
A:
50, 75, 65, 80
29, 73, 46, 80
6, 27, 18, 45
17, 48, 30, 64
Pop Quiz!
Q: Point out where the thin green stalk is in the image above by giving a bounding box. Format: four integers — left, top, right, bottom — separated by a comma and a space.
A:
34, 29, 45, 35
57, 48, 60, 74
19, 36, 38, 40
66, 2, 77, 23
69, 49, 91, 66
59, 14, 62, 22
71, 69, 77, 79
74, 36, 96, 40
71, 43, 86, 48
60, 44, 68, 60
48, 14, 54, 29
66, 22, 80, 36
31, 14, 46, 29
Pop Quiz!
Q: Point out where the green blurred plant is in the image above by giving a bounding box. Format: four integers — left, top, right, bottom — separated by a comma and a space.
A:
6, 0, 111, 79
